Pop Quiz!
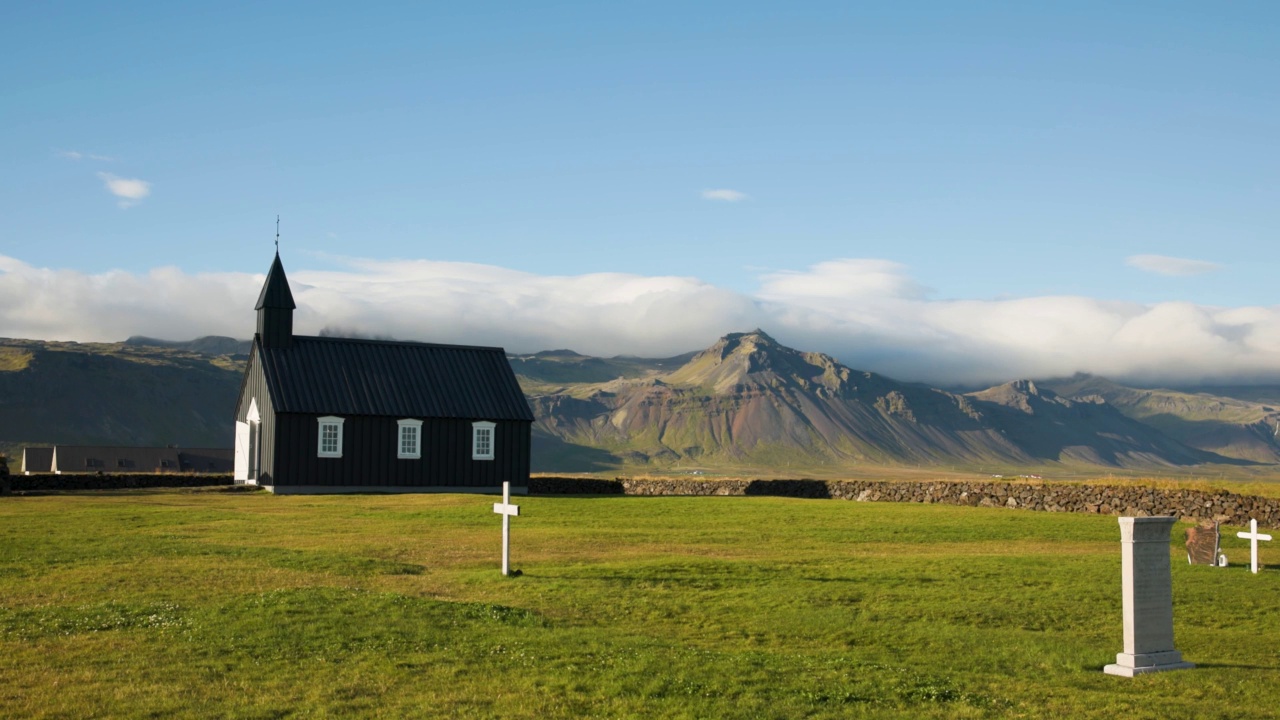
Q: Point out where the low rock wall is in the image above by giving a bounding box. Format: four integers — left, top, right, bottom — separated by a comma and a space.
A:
530, 476, 1280, 527
6, 471, 1275, 526
9, 473, 234, 492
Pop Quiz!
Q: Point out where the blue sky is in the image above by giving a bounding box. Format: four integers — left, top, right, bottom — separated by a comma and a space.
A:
2, 2, 1279, 384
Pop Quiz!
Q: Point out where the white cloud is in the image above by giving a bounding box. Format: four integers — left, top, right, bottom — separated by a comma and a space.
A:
292, 258, 760, 358
96, 172, 151, 208
701, 188, 747, 202
56, 149, 115, 162
0, 255, 260, 343
1126, 254, 1221, 276
2, 253, 1279, 388
759, 259, 927, 302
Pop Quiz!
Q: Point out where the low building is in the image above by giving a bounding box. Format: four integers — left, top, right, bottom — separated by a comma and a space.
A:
177, 448, 234, 473
21, 447, 53, 474
52, 446, 181, 473
19, 445, 232, 474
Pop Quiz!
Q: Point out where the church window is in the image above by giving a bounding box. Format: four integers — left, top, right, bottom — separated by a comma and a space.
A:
318, 416, 345, 458
472, 421, 495, 460
398, 419, 423, 459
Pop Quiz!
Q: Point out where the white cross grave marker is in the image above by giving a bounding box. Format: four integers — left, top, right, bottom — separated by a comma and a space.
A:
1236, 519, 1272, 575
493, 481, 521, 576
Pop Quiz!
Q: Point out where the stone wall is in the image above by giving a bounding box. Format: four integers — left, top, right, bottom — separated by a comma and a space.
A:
530, 476, 1280, 527
9, 473, 233, 492
5, 470, 1275, 526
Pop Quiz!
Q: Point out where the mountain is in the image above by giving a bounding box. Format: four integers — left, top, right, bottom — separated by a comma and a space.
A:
1040, 374, 1280, 463
509, 349, 696, 393
124, 335, 252, 356
0, 338, 245, 459
967, 380, 1212, 466
1182, 385, 1280, 406
527, 331, 1231, 470
2, 331, 1270, 474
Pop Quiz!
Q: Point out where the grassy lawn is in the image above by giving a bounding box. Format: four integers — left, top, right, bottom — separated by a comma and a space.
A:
1, 488, 1277, 719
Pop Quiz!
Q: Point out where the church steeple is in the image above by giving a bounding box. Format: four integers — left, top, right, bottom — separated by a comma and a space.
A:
255, 252, 296, 349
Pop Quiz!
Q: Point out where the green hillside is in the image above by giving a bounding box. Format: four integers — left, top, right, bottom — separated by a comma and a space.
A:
509, 348, 695, 395
0, 338, 245, 460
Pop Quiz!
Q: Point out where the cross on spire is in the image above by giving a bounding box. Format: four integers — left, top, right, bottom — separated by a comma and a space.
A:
275, 215, 280, 254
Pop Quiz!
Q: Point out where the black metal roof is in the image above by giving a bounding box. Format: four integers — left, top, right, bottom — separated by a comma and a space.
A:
257, 335, 535, 421
255, 253, 296, 310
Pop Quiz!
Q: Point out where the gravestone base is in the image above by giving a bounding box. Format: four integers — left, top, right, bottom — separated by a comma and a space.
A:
1104, 650, 1195, 677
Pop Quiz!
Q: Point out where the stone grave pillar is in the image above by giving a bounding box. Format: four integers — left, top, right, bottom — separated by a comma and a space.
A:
1104, 516, 1195, 676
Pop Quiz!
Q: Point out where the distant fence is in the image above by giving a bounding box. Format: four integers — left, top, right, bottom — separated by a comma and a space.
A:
8, 473, 233, 492
529, 477, 1280, 527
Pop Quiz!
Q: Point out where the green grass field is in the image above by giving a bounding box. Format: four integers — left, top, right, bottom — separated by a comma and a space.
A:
1, 488, 1277, 719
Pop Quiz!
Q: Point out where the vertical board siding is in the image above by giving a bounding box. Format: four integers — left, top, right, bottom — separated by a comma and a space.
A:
235, 347, 279, 484
269, 413, 530, 489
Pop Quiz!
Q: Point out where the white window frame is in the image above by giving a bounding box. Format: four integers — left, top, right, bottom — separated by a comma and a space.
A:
472, 421, 495, 461
317, 416, 345, 458
397, 418, 423, 459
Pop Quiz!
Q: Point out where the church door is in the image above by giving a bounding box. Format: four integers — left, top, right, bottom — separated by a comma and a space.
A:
234, 421, 249, 481
248, 420, 260, 482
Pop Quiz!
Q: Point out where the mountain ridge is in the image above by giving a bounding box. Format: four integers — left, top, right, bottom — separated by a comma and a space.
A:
4, 332, 1278, 473
526, 330, 1239, 470
1040, 373, 1280, 463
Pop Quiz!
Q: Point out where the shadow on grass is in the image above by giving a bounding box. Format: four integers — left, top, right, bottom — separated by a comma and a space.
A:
1191, 563, 1280, 575
146, 540, 426, 577
537, 561, 781, 589
1191, 662, 1280, 671
202, 543, 426, 576
10, 485, 254, 497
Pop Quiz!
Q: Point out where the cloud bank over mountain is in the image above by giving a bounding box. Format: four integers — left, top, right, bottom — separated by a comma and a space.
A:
2, 253, 1278, 387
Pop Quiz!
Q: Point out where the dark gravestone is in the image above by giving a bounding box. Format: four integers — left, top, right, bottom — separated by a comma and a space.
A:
0, 455, 10, 496
1184, 522, 1223, 566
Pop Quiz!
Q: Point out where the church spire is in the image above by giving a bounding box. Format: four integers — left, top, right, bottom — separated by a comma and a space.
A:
255, 252, 295, 349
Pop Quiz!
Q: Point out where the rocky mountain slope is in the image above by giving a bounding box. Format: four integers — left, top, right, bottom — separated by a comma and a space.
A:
1040, 374, 1280, 463
4, 331, 1275, 473
526, 331, 1231, 470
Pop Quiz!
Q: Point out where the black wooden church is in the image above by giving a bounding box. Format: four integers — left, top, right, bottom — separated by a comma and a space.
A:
234, 253, 533, 493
